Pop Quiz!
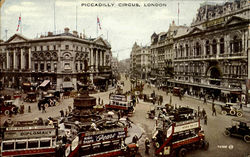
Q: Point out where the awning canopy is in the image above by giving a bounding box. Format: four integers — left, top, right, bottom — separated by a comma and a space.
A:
39, 80, 50, 87
149, 78, 156, 81
63, 82, 73, 88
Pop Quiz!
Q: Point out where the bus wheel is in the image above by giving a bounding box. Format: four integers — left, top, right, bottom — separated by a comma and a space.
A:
4, 110, 10, 115
178, 148, 187, 157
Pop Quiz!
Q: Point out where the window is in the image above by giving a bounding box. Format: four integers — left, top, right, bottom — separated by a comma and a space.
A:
233, 36, 242, 53
54, 63, 57, 72
75, 63, 78, 71
185, 44, 189, 57
2, 142, 14, 150
65, 45, 69, 50
35, 63, 38, 71
40, 63, 44, 71
206, 40, 210, 55
196, 42, 201, 56
220, 38, 224, 54
212, 39, 217, 55
40, 46, 43, 51
80, 63, 83, 70
47, 46, 49, 51
47, 63, 51, 71
34, 46, 37, 51
28, 140, 38, 148
16, 141, 27, 149
54, 45, 56, 50
40, 139, 50, 147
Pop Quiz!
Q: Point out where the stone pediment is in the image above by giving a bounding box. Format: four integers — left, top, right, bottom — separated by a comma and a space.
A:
6, 34, 29, 43
188, 27, 203, 35
224, 16, 248, 26
93, 37, 111, 48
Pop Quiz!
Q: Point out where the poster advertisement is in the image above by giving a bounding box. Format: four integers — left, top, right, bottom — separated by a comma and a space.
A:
0, 0, 249, 157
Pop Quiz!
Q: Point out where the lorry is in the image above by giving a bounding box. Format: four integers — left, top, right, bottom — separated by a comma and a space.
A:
152, 107, 209, 157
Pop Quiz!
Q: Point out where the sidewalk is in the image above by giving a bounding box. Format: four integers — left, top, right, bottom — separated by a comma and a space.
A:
184, 94, 250, 113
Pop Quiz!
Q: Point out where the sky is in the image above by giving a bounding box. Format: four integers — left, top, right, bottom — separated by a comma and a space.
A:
0, 0, 225, 60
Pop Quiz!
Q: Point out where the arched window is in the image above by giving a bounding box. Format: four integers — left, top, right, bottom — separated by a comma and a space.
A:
233, 35, 242, 53
64, 77, 71, 82
206, 40, 210, 55
220, 38, 224, 54
180, 45, 183, 57
185, 44, 189, 57
212, 39, 217, 55
196, 42, 201, 56
75, 63, 78, 71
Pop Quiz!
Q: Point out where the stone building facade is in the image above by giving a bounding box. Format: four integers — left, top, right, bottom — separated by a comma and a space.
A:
150, 21, 187, 86
0, 28, 112, 91
130, 42, 151, 79
171, 0, 249, 103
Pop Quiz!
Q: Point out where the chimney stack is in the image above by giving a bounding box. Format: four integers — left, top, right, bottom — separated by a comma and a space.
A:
73, 31, 78, 37
64, 27, 70, 33
48, 32, 53, 36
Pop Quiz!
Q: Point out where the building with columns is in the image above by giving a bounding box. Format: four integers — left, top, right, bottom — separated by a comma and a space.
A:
0, 28, 112, 91
170, 0, 249, 103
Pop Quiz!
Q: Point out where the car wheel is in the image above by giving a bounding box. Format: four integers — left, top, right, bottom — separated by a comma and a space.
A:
230, 110, 236, 115
45, 103, 49, 108
4, 110, 10, 116
236, 112, 243, 117
224, 130, 231, 136
243, 135, 250, 143
178, 148, 187, 157
221, 110, 227, 115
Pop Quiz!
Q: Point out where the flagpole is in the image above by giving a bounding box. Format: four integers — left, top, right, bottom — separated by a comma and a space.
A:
178, 3, 179, 25
54, 0, 56, 33
96, 16, 98, 37
20, 13, 22, 34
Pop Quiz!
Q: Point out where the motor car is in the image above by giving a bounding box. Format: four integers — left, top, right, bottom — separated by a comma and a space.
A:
220, 103, 243, 117
24, 92, 37, 103
38, 94, 58, 108
0, 100, 19, 115
224, 118, 250, 143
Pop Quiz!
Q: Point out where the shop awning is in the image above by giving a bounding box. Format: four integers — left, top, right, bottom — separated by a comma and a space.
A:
39, 80, 50, 87
63, 82, 73, 88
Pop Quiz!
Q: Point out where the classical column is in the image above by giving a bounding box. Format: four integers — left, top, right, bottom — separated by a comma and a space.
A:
21, 48, 25, 69
216, 41, 220, 57
90, 48, 94, 70
95, 49, 98, 70
100, 50, 103, 67
78, 61, 80, 71
44, 61, 47, 72
6, 50, 10, 69
28, 48, 32, 69
13, 49, 17, 69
